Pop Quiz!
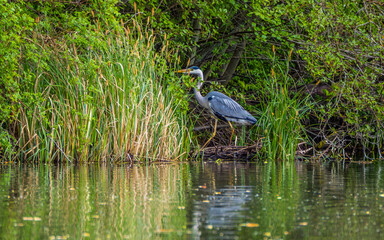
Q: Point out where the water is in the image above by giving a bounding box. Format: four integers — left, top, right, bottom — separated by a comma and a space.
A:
0, 162, 384, 239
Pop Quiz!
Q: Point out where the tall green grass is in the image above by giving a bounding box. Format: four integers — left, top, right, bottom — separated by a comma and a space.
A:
254, 58, 308, 162
17, 21, 190, 162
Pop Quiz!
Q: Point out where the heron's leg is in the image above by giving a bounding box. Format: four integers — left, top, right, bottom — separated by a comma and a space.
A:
228, 121, 234, 145
202, 119, 217, 149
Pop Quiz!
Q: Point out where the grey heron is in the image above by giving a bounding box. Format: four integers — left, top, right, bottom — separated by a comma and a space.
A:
176, 66, 257, 148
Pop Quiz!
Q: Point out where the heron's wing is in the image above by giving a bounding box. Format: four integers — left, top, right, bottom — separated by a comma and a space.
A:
207, 92, 256, 124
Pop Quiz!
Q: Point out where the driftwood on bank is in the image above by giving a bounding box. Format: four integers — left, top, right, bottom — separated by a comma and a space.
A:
192, 143, 262, 161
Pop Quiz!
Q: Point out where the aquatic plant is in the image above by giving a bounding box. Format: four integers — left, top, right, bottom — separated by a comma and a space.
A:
15, 18, 190, 162
254, 51, 308, 162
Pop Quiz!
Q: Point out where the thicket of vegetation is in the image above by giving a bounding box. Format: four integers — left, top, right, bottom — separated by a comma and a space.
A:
1, 0, 383, 161
0, 0, 190, 162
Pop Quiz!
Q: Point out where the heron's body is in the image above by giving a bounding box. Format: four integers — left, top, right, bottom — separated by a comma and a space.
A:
203, 91, 257, 125
176, 66, 257, 147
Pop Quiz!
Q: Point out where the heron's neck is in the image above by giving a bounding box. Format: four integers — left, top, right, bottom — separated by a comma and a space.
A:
193, 73, 210, 109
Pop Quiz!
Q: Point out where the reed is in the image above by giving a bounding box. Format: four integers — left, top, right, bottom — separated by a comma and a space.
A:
254, 63, 308, 162
17, 21, 190, 162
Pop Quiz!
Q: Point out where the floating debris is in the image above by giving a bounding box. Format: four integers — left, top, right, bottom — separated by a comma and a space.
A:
156, 229, 174, 233
240, 223, 259, 227
49, 235, 69, 240
22, 217, 41, 221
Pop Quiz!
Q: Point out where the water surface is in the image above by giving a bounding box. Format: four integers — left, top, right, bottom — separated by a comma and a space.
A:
0, 161, 383, 239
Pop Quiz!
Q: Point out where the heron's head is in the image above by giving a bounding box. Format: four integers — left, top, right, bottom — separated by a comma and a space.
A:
175, 66, 203, 76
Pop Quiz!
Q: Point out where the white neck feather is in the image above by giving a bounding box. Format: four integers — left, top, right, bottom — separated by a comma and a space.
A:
193, 70, 210, 109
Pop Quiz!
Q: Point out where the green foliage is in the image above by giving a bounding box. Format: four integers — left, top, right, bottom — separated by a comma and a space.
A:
0, 1, 35, 157
253, 59, 308, 162
245, 0, 384, 155
0, 0, 191, 161
2, 0, 384, 160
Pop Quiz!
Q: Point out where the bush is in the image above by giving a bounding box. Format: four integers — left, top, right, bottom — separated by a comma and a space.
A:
1, 0, 190, 162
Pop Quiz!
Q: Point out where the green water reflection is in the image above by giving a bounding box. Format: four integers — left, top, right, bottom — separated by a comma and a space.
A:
0, 162, 384, 239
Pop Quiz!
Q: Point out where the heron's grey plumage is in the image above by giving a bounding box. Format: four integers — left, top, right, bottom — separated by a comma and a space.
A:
206, 91, 257, 125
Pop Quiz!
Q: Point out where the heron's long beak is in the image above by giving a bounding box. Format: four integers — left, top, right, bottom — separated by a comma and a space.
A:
175, 69, 190, 74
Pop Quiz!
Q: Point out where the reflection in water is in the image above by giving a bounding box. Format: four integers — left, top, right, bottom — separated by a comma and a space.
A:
0, 163, 189, 239
0, 162, 384, 239
191, 186, 253, 240
188, 163, 256, 239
